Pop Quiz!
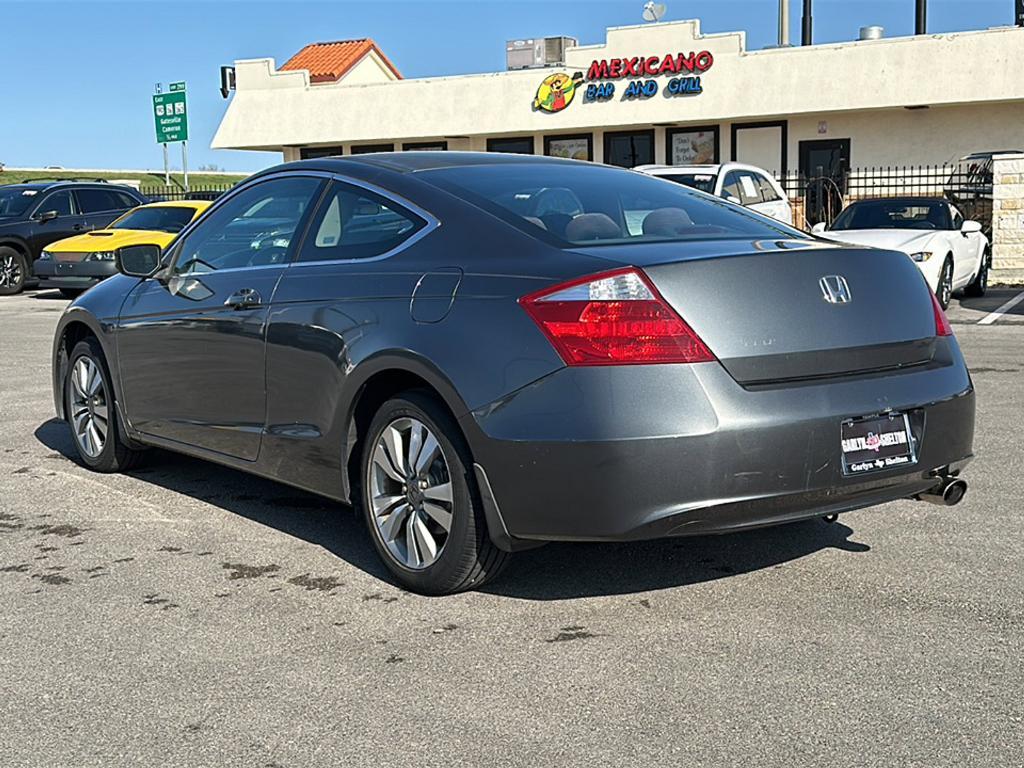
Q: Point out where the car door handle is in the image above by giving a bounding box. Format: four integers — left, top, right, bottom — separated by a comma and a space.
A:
224, 288, 262, 310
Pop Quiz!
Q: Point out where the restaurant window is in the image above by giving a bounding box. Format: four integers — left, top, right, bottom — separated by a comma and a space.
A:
543, 133, 593, 162
487, 137, 535, 155
350, 144, 395, 154
299, 146, 344, 159
604, 130, 655, 168
402, 141, 448, 151
666, 126, 719, 165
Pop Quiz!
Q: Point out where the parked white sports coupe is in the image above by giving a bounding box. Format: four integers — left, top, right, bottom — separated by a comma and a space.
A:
813, 197, 989, 307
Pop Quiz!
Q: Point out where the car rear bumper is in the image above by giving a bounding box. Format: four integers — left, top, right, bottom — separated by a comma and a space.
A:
33, 259, 117, 288
461, 339, 975, 545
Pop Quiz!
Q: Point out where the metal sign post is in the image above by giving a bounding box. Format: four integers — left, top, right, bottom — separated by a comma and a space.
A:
182, 141, 189, 193
155, 83, 170, 186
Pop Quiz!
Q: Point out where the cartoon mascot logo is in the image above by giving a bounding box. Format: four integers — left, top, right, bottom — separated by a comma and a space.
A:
533, 71, 584, 113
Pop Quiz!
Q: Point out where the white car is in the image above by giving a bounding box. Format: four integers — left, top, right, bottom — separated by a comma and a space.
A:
635, 162, 794, 225
812, 197, 989, 308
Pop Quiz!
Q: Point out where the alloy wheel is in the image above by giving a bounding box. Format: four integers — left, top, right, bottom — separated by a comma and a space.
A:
940, 263, 953, 308
0, 253, 22, 289
69, 357, 109, 458
368, 417, 454, 570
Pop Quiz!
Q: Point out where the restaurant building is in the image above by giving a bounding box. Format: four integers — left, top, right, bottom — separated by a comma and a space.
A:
213, 18, 1024, 185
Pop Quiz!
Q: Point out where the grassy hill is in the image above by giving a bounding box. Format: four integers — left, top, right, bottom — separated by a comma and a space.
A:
0, 169, 249, 190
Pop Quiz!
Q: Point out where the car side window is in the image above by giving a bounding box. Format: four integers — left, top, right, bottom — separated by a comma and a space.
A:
721, 172, 743, 201
757, 174, 781, 203
38, 191, 74, 217
76, 188, 124, 214
114, 191, 140, 209
171, 176, 322, 276
297, 181, 427, 262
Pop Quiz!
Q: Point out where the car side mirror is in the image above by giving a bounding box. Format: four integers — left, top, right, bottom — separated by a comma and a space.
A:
811, 222, 828, 235
35, 210, 58, 223
961, 220, 982, 234
116, 244, 163, 278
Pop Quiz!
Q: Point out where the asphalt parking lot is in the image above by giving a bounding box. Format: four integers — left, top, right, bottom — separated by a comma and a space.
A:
1, 287, 1022, 768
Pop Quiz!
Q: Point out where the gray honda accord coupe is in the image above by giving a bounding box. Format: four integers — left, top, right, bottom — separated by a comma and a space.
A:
51, 153, 974, 594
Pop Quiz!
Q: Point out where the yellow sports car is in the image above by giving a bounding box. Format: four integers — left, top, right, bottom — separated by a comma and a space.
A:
34, 200, 211, 296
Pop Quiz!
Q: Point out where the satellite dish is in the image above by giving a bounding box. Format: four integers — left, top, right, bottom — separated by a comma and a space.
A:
642, 1, 666, 22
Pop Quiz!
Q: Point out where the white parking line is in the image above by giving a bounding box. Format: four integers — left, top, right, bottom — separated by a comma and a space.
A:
978, 290, 1024, 325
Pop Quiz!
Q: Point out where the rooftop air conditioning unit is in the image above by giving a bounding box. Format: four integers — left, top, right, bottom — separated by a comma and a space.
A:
506, 36, 578, 70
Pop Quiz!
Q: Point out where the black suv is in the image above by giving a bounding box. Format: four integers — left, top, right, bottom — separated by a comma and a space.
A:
0, 181, 147, 295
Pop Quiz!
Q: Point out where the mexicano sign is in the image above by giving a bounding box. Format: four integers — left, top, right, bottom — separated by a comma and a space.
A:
533, 50, 714, 113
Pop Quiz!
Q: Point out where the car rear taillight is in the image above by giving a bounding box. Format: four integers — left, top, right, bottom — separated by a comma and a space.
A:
930, 291, 953, 337
519, 267, 715, 366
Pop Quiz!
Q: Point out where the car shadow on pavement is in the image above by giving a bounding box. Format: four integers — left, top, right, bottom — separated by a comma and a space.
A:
35, 418, 871, 600
27, 289, 69, 301
960, 287, 1024, 317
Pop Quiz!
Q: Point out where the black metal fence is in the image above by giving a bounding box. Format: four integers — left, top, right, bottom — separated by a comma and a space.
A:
775, 164, 992, 232
139, 184, 235, 202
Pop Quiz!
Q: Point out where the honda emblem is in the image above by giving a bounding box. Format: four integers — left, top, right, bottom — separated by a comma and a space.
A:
819, 275, 852, 304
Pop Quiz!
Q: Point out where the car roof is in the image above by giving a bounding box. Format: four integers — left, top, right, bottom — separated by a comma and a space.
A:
0, 180, 139, 192
266, 151, 586, 177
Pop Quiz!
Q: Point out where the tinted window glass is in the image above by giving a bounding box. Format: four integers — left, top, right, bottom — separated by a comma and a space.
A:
656, 173, 717, 194
421, 163, 800, 246
76, 188, 124, 213
40, 191, 74, 216
0, 188, 40, 217
114, 191, 141, 209
111, 206, 196, 233
832, 200, 952, 231
172, 177, 321, 275
298, 182, 426, 262
757, 175, 781, 202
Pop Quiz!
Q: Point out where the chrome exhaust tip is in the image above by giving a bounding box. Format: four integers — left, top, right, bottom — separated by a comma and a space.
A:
917, 477, 968, 507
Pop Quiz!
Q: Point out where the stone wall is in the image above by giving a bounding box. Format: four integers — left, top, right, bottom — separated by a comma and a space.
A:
992, 153, 1024, 284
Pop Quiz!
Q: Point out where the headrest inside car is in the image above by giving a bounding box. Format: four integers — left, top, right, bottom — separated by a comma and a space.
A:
564, 213, 621, 241
642, 207, 694, 237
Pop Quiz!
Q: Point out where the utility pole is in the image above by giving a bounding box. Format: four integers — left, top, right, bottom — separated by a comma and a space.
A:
802, 0, 812, 46
915, 0, 927, 35
1016, 0, 1024, 27
778, 0, 790, 46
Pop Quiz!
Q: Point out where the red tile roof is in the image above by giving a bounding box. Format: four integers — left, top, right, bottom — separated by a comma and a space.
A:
280, 39, 402, 84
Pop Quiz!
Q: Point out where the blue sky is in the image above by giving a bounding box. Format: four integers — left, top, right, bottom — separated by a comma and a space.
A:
0, 0, 1016, 172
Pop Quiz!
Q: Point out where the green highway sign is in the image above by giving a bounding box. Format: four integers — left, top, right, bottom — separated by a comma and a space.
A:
153, 89, 188, 143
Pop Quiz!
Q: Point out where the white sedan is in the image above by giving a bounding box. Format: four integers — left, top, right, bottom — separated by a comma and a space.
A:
812, 197, 989, 308
635, 162, 794, 225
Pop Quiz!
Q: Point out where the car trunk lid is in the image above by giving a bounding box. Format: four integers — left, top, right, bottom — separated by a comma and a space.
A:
570, 239, 938, 384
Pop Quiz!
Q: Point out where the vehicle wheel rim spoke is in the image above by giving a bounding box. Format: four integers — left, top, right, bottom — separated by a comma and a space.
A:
70, 357, 106, 458
422, 501, 453, 532
368, 416, 453, 571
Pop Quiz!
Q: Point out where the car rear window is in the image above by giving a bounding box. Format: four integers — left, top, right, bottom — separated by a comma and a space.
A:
110, 206, 196, 233
420, 163, 798, 246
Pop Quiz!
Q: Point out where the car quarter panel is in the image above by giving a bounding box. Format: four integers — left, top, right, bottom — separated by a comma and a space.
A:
258, 201, 613, 500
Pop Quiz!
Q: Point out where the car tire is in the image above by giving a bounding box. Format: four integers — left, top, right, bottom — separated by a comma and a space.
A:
59, 288, 84, 300
65, 338, 145, 473
359, 391, 509, 595
0, 247, 28, 296
964, 251, 989, 298
936, 256, 954, 310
